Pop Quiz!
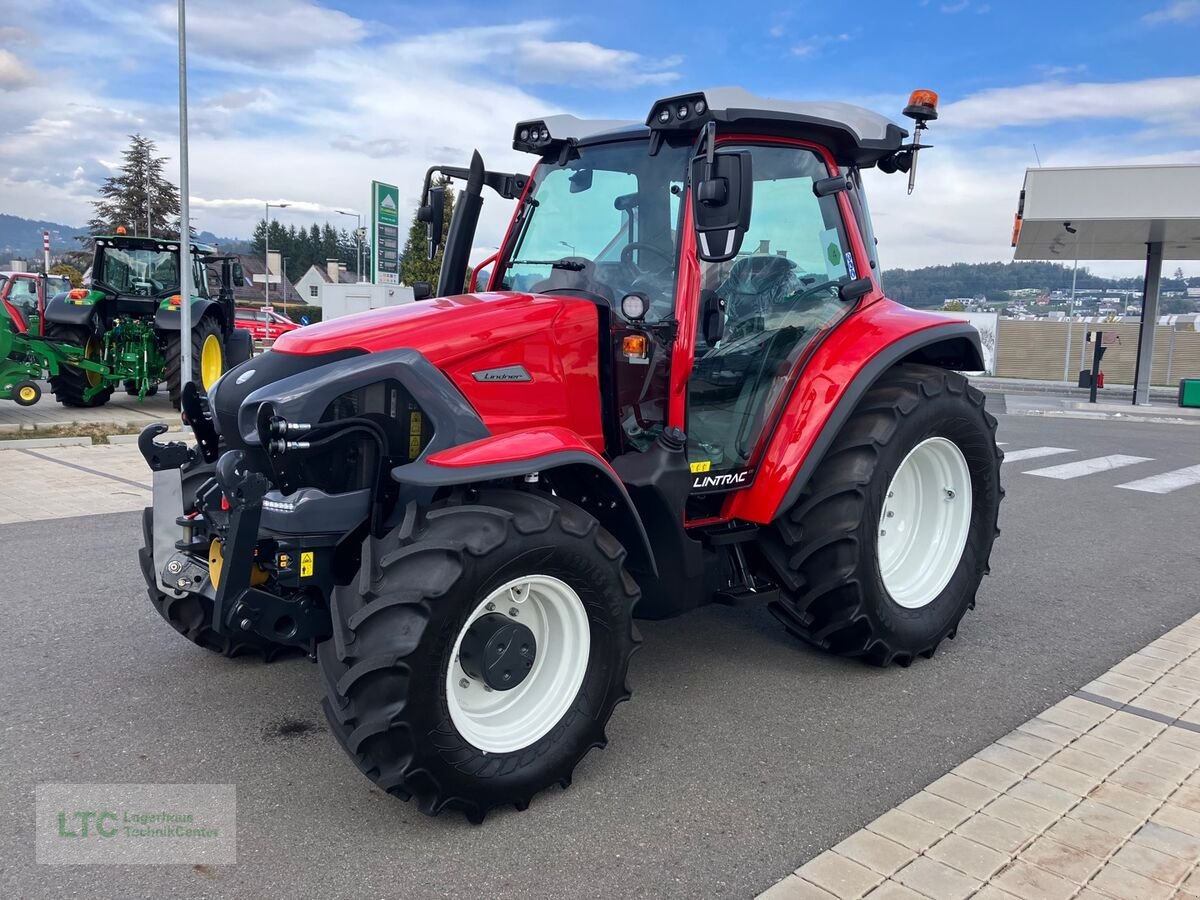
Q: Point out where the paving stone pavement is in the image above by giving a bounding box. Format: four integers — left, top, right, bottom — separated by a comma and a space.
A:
0, 444, 150, 524
759, 618, 1200, 900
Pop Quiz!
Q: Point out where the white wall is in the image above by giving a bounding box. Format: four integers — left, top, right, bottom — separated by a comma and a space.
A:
321, 283, 414, 320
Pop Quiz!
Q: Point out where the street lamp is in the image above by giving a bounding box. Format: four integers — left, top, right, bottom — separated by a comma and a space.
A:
558, 240, 576, 257
335, 209, 365, 283
265, 201, 290, 308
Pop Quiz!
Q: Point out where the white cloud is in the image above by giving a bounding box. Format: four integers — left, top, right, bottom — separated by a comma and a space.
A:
150, 0, 364, 63
0, 49, 34, 90
940, 75, 1200, 130
515, 40, 680, 88
792, 33, 852, 58
1143, 1, 1200, 23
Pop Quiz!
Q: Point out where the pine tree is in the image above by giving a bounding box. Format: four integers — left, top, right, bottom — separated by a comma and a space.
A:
86, 134, 181, 241
399, 177, 456, 287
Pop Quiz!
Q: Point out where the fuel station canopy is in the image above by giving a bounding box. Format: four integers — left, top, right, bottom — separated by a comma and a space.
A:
1011, 164, 1200, 403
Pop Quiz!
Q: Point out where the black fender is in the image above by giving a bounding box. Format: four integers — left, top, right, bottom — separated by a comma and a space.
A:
43, 294, 99, 328
155, 298, 223, 331
392, 450, 658, 579
774, 322, 985, 518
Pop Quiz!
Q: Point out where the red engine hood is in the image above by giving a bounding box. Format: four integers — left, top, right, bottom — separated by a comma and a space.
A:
271, 291, 607, 450
273, 291, 573, 366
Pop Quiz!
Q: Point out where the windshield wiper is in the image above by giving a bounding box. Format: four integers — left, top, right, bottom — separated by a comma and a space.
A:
507, 259, 586, 271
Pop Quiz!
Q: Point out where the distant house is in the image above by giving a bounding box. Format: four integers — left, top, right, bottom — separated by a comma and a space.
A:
294, 259, 359, 307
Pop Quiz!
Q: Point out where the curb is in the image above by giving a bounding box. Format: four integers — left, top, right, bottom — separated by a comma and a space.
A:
1008, 409, 1200, 426
0, 436, 94, 450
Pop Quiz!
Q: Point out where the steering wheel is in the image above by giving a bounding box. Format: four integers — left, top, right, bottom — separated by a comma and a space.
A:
620, 242, 673, 276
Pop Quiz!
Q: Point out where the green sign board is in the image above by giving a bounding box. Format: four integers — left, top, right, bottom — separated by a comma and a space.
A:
372, 180, 400, 284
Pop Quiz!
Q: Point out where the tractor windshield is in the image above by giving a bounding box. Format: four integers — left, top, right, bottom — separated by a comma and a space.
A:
503, 139, 690, 322
96, 246, 181, 298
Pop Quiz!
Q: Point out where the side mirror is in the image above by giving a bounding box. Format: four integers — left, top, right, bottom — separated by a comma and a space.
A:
838, 278, 874, 302
230, 261, 245, 287
691, 151, 752, 262
420, 186, 446, 260
411, 281, 433, 301
701, 290, 726, 347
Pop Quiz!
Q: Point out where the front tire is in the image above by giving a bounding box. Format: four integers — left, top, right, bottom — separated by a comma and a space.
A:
763, 364, 1003, 666
319, 489, 640, 822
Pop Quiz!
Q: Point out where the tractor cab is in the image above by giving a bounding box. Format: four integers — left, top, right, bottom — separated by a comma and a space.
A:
89, 234, 218, 317
421, 87, 939, 514
1, 272, 52, 336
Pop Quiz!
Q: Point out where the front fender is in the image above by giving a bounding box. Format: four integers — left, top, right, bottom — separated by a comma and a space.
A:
155, 298, 221, 331
393, 427, 657, 577
727, 299, 985, 523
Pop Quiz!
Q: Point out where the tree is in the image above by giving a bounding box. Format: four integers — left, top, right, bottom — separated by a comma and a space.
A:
399, 177, 456, 287
49, 263, 83, 287
86, 134, 181, 241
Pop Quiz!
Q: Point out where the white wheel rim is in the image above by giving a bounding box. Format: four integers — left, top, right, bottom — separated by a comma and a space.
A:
446, 575, 590, 754
877, 437, 973, 610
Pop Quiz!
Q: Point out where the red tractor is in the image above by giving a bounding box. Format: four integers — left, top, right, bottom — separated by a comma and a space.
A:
138, 88, 1002, 822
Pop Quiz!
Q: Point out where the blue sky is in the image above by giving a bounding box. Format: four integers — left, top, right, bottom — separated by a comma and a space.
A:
2, 0, 1199, 275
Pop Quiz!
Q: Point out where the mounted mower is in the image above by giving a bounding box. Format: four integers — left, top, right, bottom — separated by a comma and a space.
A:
138, 87, 1003, 822
36, 234, 251, 407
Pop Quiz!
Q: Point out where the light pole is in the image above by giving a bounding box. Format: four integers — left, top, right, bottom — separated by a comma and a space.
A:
335, 209, 365, 282
559, 240, 576, 257
281, 255, 289, 316
177, 0, 193, 389
264, 201, 289, 308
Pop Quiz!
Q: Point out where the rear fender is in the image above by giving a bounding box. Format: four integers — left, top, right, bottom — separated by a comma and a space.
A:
392, 426, 656, 577
726, 300, 985, 523
155, 298, 222, 331
43, 294, 99, 327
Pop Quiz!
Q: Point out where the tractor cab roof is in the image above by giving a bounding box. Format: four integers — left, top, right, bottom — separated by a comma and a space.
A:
513, 87, 909, 168
93, 234, 218, 257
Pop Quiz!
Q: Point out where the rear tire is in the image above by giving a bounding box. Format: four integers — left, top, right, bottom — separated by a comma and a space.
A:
166, 316, 224, 409
319, 489, 640, 822
137, 462, 292, 660
46, 323, 112, 408
763, 364, 1003, 666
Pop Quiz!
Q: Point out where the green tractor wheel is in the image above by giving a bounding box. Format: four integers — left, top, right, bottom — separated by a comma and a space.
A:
13, 380, 42, 407
46, 324, 113, 408
166, 316, 224, 409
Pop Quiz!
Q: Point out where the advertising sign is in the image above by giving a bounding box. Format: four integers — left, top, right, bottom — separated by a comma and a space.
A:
372, 180, 401, 285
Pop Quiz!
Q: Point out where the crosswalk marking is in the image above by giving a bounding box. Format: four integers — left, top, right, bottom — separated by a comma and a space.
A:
1001, 447, 1074, 464
1116, 465, 1200, 494
1024, 455, 1154, 480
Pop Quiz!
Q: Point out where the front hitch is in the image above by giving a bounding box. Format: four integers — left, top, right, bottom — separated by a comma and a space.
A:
210, 450, 271, 631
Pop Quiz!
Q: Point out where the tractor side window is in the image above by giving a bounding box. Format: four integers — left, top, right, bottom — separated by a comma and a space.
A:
687, 144, 855, 482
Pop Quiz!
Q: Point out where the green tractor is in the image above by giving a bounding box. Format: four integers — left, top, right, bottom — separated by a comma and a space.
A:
42, 234, 252, 408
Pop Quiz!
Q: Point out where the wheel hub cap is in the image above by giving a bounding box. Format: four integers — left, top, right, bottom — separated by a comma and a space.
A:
446, 574, 590, 754
459, 613, 536, 691
877, 436, 973, 610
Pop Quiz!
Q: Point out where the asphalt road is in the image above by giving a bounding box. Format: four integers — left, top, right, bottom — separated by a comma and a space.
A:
1, 413, 1197, 899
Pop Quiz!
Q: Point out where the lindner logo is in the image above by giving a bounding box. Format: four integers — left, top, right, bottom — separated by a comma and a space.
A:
472, 365, 532, 382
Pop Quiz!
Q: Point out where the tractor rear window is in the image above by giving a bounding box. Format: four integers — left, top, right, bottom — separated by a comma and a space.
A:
98, 247, 180, 297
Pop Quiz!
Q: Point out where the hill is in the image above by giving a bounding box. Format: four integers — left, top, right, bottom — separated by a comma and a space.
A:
879, 260, 1182, 308
0, 215, 88, 258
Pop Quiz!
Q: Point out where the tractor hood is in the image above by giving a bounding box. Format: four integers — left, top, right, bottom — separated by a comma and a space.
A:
264, 291, 607, 448
272, 291, 583, 367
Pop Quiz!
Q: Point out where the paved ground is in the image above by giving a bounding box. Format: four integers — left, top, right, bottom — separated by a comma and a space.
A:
1, 413, 1197, 898
762, 620, 1200, 900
